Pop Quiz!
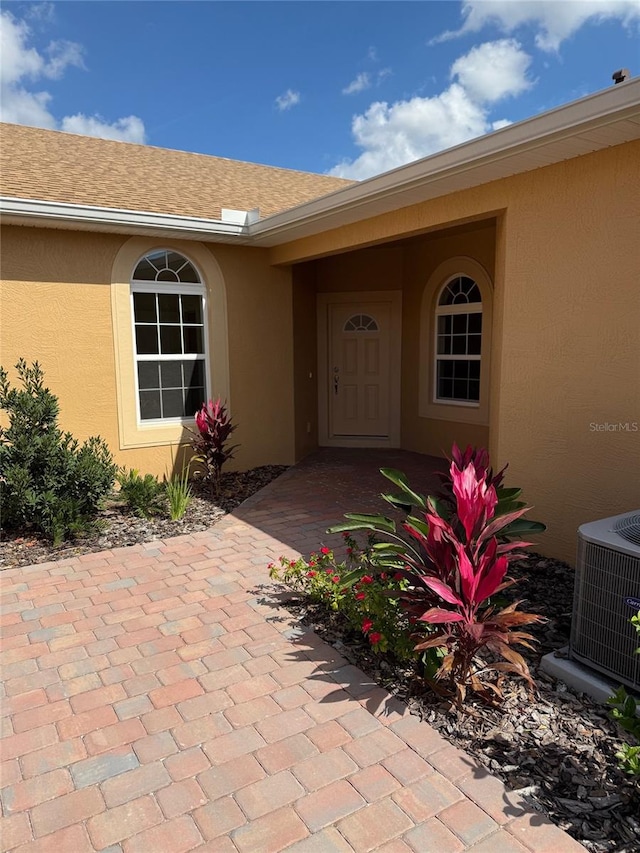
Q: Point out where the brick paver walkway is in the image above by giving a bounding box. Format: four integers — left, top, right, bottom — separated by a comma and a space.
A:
0, 449, 584, 852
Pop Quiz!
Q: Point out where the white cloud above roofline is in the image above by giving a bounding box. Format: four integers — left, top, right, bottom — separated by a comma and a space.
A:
431, 0, 640, 52
329, 39, 532, 180
0, 9, 146, 143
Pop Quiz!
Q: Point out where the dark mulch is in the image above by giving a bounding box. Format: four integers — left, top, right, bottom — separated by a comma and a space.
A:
0, 465, 288, 570
282, 553, 640, 853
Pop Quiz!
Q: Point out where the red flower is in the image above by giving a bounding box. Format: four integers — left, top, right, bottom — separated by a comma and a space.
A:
289, 560, 296, 568
306, 571, 316, 578
331, 575, 340, 584
361, 575, 373, 584
355, 592, 366, 601
342, 532, 350, 539
362, 618, 373, 633
346, 547, 353, 555
309, 560, 317, 567
369, 632, 382, 645
320, 547, 331, 555
393, 572, 404, 581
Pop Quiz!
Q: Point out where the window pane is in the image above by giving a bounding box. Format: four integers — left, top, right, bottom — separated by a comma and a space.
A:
183, 326, 204, 354
468, 334, 482, 355
167, 251, 188, 273
158, 294, 180, 323
185, 386, 205, 416
183, 360, 205, 388
468, 380, 480, 402
178, 262, 199, 283
136, 325, 159, 354
438, 377, 453, 399
469, 361, 481, 380
439, 360, 454, 379
162, 389, 184, 418
145, 250, 166, 270
139, 390, 161, 419
160, 361, 183, 388
138, 362, 160, 390
133, 292, 157, 323
452, 336, 466, 355
184, 326, 204, 355
160, 325, 182, 354
453, 379, 468, 399
181, 295, 203, 324
132, 259, 158, 282
468, 313, 482, 333
437, 335, 450, 355
452, 314, 467, 335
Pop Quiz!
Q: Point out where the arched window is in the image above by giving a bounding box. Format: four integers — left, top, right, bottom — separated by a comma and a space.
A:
344, 314, 379, 332
434, 275, 482, 404
131, 249, 209, 421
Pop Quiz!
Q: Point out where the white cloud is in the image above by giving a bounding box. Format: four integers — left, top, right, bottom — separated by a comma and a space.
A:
275, 88, 300, 111
343, 72, 371, 95
0, 10, 146, 142
450, 39, 533, 102
330, 39, 531, 180
433, 0, 640, 52
61, 113, 146, 143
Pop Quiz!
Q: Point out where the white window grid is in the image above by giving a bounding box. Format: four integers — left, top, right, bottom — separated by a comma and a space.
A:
131, 264, 210, 426
433, 277, 482, 408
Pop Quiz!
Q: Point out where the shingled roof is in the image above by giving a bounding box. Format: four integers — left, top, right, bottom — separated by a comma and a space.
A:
0, 123, 354, 220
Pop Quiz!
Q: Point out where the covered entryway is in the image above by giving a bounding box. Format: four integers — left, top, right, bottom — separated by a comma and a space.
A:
317, 291, 402, 447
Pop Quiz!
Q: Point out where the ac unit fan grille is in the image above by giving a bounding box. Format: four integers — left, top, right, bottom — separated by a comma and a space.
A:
570, 537, 640, 691
613, 512, 640, 546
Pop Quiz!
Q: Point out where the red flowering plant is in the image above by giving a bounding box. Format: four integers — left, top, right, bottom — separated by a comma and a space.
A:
328, 444, 544, 707
268, 534, 414, 659
190, 398, 239, 496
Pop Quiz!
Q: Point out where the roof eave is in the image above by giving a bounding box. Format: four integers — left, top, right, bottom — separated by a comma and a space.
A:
0, 197, 252, 243
249, 79, 640, 246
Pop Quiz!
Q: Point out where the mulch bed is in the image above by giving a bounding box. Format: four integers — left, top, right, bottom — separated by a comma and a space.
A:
0, 465, 288, 570
282, 553, 640, 852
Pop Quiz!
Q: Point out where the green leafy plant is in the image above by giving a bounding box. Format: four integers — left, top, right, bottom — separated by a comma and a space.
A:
0, 359, 116, 545
329, 444, 543, 706
165, 463, 193, 521
191, 398, 239, 496
116, 468, 165, 518
269, 535, 415, 661
607, 611, 640, 777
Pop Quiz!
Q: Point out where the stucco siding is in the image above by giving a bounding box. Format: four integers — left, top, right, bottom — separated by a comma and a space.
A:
0, 227, 296, 477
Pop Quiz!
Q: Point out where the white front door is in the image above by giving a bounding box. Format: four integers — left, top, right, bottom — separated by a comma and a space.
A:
329, 301, 391, 438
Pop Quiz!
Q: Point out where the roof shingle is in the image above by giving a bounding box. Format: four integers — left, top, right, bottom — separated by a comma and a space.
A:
0, 123, 354, 220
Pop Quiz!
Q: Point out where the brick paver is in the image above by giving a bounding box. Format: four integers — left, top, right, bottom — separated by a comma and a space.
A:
0, 449, 585, 852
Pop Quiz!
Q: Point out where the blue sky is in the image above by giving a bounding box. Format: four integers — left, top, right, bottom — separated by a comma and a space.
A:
1, 1, 639, 178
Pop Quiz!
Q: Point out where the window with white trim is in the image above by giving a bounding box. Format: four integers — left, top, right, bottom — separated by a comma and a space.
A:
131, 250, 208, 421
434, 275, 482, 405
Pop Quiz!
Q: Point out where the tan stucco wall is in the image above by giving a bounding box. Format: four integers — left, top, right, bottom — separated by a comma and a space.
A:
281, 141, 640, 562
0, 226, 296, 477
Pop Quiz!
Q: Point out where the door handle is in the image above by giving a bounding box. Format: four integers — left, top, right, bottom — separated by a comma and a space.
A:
333, 367, 339, 394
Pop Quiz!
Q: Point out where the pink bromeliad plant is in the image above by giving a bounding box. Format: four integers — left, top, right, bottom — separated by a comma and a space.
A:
330, 444, 543, 706
190, 398, 238, 495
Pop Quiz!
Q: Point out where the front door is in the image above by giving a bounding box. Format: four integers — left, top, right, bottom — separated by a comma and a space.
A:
329, 301, 391, 438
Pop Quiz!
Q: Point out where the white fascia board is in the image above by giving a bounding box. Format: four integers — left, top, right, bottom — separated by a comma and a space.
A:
0, 197, 250, 240
250, 79, 640, 242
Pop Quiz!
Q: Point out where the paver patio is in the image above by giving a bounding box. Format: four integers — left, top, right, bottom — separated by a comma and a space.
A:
0, 449, 585, 852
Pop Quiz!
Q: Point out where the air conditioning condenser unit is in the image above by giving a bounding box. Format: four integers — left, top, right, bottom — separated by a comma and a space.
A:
570, 510, 640, 692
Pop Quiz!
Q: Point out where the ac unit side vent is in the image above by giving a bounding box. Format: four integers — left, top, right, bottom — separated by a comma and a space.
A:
570, 531, 640, 692
613, 512, 640, 546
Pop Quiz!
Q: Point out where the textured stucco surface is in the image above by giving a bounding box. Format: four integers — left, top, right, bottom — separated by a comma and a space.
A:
0, 228, 296, 476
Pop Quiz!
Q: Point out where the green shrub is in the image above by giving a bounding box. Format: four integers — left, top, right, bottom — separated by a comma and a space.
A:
269, 534, 416, 662
116, 468, 165, 518
0, 359, 116, 545
164, 464, 192, 521
608, 611, 640, 777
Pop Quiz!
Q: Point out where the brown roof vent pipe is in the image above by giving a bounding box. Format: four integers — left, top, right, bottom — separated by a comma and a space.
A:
612, 68, 630, 84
